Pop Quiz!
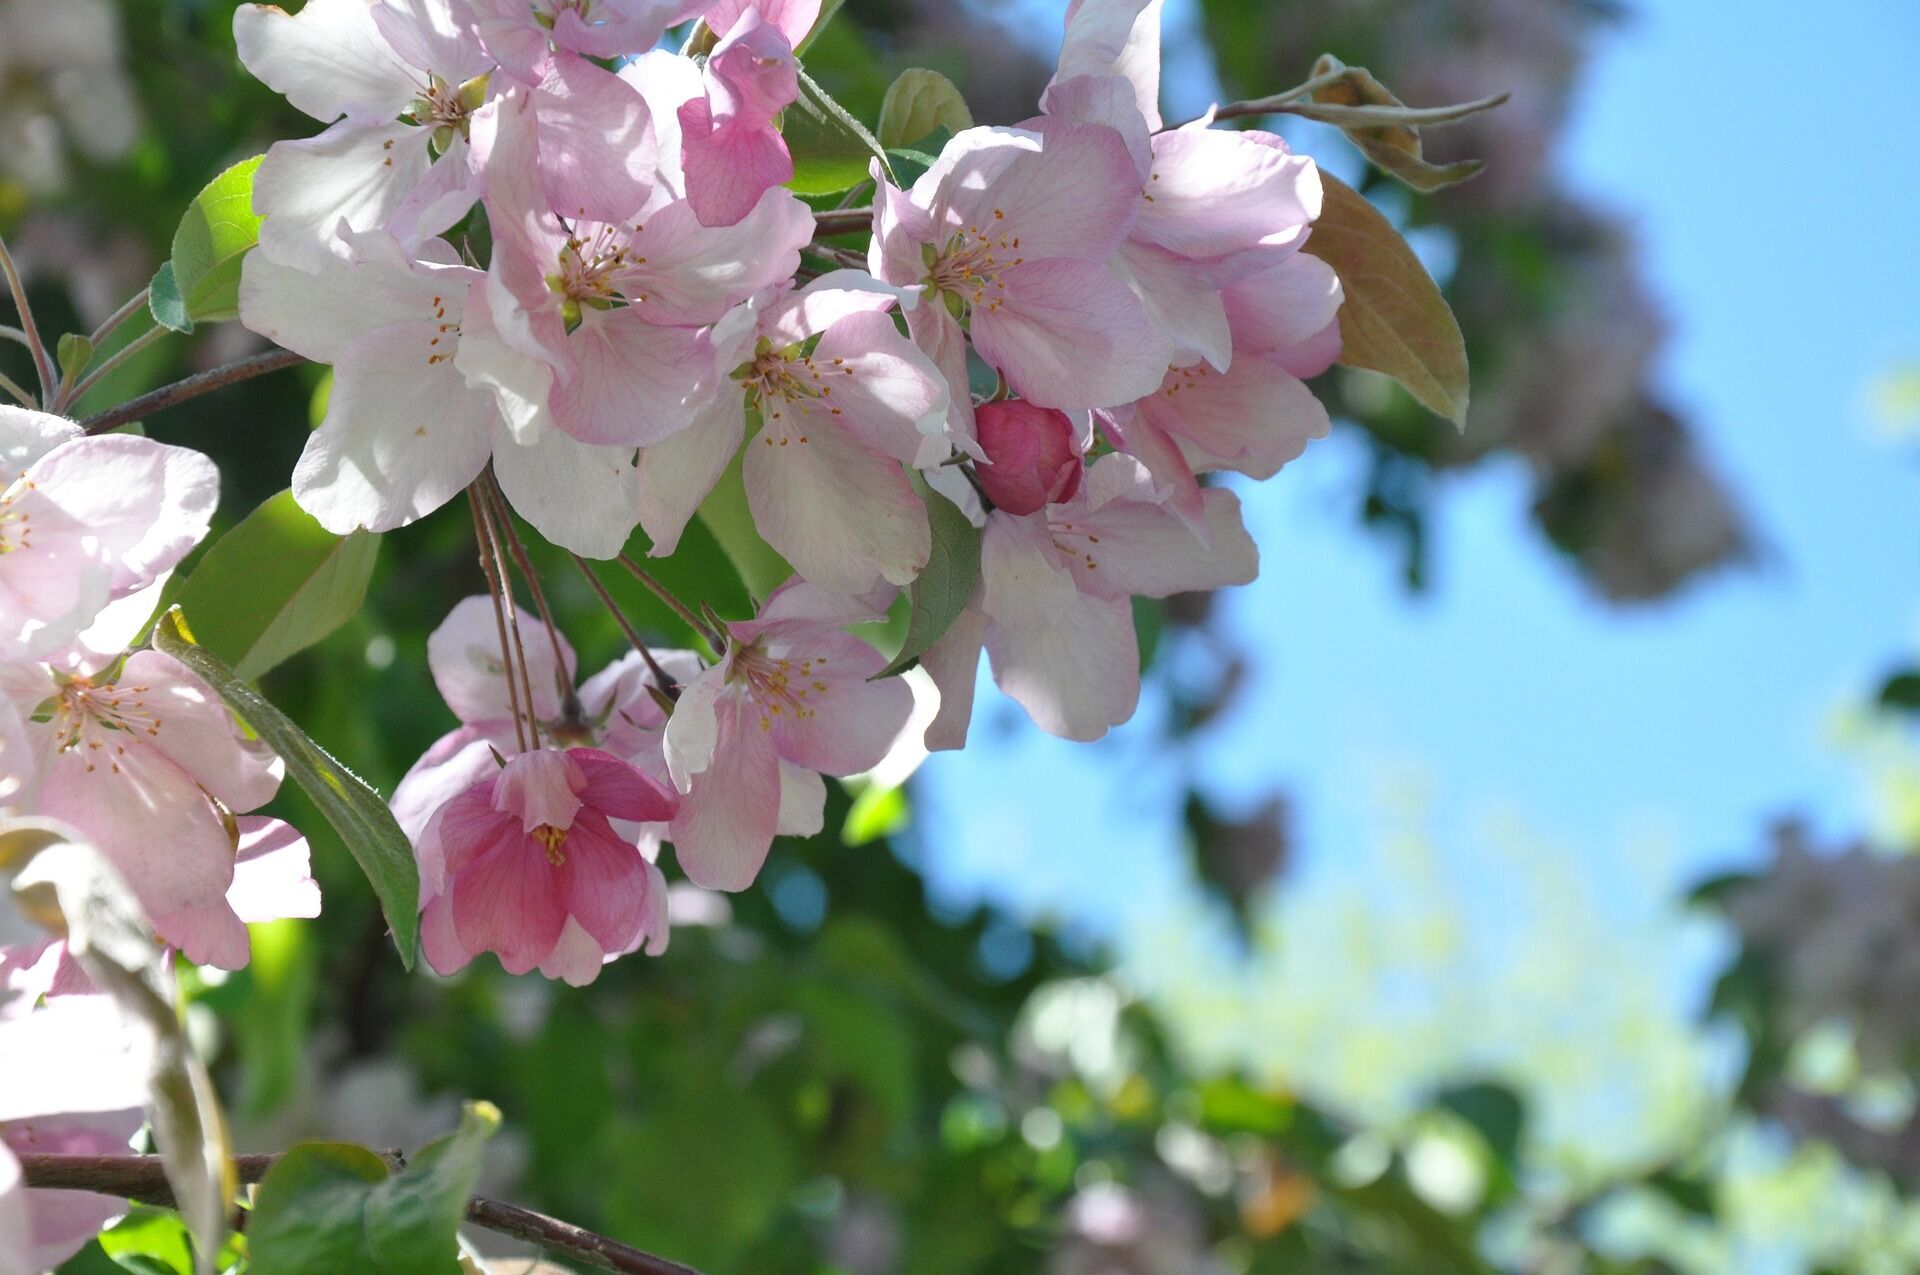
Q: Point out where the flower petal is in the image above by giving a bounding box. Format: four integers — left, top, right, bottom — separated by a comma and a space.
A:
234, 0, 416, 122
667, 696, 781, 891
973, 258, 1170, 410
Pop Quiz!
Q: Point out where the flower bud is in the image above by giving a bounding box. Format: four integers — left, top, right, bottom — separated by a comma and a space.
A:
974, 401, 1082, 515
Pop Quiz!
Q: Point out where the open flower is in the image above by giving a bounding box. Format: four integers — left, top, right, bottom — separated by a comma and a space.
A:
869, 123, 1170, 451
471, 0, 688, 85
663, 583, 912, 890
923, 453, 1258, 745
417, 746, 678, 984
0, 407, 216, 664
636, 274, 948, 595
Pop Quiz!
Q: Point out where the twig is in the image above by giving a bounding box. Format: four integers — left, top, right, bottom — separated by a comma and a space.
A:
0, 323, 29, 349
481, 470, 580, 715
811, 209, 872, 239
15, 1154, 702, 1275
0, 231, 56, 405
81, 348, 305, 434
571, 554, 679, 694
0, 368, 35, 408
59, 324, 167, 413
474, 486, 544, 749
805, 242, 868, 272
616, 555, 722, 649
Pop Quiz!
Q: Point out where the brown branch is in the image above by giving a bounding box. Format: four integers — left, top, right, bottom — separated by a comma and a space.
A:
810, 209, 872, 238
17, 1153, 702, 1275
80, 348, 306, 435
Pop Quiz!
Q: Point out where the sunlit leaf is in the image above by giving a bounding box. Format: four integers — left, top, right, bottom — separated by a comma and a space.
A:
174, 490, 380, 681
169, 156, 264, 324
147, 262, 193, 335
877, 69, 972, 149
786, 65, 892, 195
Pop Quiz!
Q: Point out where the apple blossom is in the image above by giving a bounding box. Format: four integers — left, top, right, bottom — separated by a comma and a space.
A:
678, 4, 800, 227
663, 583, 911, 891
973, 400, 1083, 516
416, 745, 677, 984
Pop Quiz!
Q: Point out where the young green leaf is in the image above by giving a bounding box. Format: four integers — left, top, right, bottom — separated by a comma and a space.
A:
873, 484, 980, 679
169, 155, 265, 324
147, 262, 194, 334
152, 608, 420, 968
1309, 174, 1469, 428
56, 332, 94, 386
786, 65, 893, 195
877, 68, 972, 149
365, 1103, 501, 1271
173, 489, 380, 681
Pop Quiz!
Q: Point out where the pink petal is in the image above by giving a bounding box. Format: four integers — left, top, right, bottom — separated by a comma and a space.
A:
667, 696, 781, 891
775, 762, 825, 836
0, 407, 80, 484
918, 597, 988, 753
120, 650, 283, 813
570, 747, 680, 822
973, 258, 1171, 410
1134, 126, 1318, 266
636, 390, 747, 556
1134, 357, 1331, 482
620, 190, 814, 324
705, 0, 821, 46
418, 889, 474, 976
555, 811, 651, 950
494, 748, 586, 832
428, 596, 577, 729
369, 0, 493, 82
535, 53, 658, 223
1222, 252, 1345, 365
149, 899, 251, 971
1052, 0, 1163, 130
934, 123, 1139, 263
550, 307, 715, 446
229, 816, 323, 923
451, 837, 569, 974
536, 916, 610, 985
493, 423, 648, 560
24, 434, 219, 597
810, 310, 951, 465
1115, 240, 1231, 373
253, 119, 431, 272
753, 626, 913, 776
1060, 454, 1259, 599
233, 0, 417, 122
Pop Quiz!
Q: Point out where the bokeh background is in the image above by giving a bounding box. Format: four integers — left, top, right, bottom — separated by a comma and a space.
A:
6, 0, 1920, 1271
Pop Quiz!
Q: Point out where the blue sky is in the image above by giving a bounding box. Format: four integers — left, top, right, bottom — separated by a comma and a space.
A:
917, 0, 1920, 934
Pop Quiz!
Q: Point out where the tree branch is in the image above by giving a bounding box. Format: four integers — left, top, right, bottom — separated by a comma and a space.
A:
80, 347, 306, 435
810, 209, 872, 238
17, 1153, 702, 1275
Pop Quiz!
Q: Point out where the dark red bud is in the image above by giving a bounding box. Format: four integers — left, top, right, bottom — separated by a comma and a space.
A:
974, 401, 1083, 516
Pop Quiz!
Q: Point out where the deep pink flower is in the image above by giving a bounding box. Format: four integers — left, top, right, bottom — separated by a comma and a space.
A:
663, 583, 912, 890
678, 6, 799, 227
417, 747, 678, 984
636, 275, 949, 595
973, 400, 1084, 516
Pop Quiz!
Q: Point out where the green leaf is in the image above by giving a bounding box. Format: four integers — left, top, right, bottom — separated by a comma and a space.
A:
695, 431, 793, 601
250, 1105, 499, 1275
98, 1209, 197, 1274
843, 781, 909, 846
874, 484, 979, 678
174, 490, 380, 681
152, 608, 420, 968
786, 64, 892, 196
148, 262, 194, 334
877, 68, 972, 149
1433, 1082, 1525, 1167
1879, 667, 1920, 711
247, 1144, 391, 1275
1309, 173, 1469, 428
886, 131, 949, 189
365, 1103, 500, 1272
169, 155, 264, 324
57, 332, 94, 385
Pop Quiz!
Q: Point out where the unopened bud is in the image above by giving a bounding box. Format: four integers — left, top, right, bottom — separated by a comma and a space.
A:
973, 401, 1082, 515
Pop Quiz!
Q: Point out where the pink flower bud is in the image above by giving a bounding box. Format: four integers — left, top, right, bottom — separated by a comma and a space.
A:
974, 401, 1083, 515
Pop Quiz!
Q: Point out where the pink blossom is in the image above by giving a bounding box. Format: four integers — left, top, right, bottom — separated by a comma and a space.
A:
478, 87, 813, 447
416, 746, 678, 984
923, 454, 1258, 745
677, 5, 798, 227
235, 0, 494, 268
973, 400, 1083, 516
702, 0, 817, 46
663, 583, 912, 890
471, 0, 687, 85
0, 407, 217, 663
2, 651, 288, 969
636, 274, 949, 595
1101, 252, 1340, 533
1048, 0, 1165, 131
869, 124, 1171, 452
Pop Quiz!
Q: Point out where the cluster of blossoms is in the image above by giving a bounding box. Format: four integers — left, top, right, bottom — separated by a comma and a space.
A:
218, 0, 1341, 983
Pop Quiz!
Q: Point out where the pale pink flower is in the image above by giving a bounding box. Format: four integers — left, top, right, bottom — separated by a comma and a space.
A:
923, 454, 1257, 745
1101, 252, 1340, 533
869, 124, 1170, 452
636, 274, 949, 595
663, 583, 912, 891
235, 0, 495, 268
240, 230, 651, 558
0, 407, 217, 663
416, 746, 678, 984
2, 650, 288, 969
470, 0, 687, 85
1048, 0, 1165, 132
701, 0, 817, 45
678, 5, 798, 227
478, 87, 813, 447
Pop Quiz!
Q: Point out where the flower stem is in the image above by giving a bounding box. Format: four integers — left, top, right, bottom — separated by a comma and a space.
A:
81, 347, 305, 434
571, 554, 680, 695
616, 554, 722, 648
468, 489, 534, 753
480, 470, 580, 716
58, 323, 166, 413
0, 368, 35, 408
88, 285, 152, 348
0, 230, 56, 406
15, 1153, 703, 1275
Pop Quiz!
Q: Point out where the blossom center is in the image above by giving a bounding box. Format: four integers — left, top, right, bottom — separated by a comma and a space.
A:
47, 675, 163, 776
926, 213, 1024, 317
0, 481, 33, 555
548, 226, 645, 329
740, 345, 853, 438
533, 823, 568, 866
728, 640, 830, 731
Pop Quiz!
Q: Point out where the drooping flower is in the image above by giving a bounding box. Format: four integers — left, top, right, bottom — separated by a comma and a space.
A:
235, 0, 496, 269
663, 582, 913, 890
416, 746, 678, 984
922, 453, 1258, 745
677, 4, 799, 227
869, 123, 1171, 452
636, 274, 948, 595
0, 407, 217, 663
479, 86, 813, 447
